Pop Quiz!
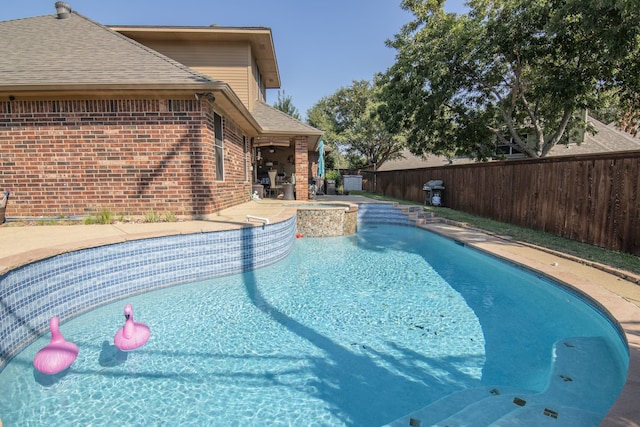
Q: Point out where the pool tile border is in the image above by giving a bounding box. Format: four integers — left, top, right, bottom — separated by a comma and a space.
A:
0, 217, 296, 369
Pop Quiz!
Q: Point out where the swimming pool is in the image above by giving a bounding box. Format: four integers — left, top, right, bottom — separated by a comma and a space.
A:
0, 224, 628, 426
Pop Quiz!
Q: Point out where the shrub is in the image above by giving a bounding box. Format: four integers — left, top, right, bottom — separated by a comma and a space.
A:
324, 169, 342, 186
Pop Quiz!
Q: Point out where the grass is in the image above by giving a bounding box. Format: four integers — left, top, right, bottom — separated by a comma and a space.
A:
144, 210, 162, 223
144, 211, 177, 223
84, 209, 114, 225
351, 191, 640, 276
6, 210, 179, 226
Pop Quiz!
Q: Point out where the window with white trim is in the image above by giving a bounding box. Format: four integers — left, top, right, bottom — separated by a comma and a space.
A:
243, 135, 248, 182
214, 112, 224, 181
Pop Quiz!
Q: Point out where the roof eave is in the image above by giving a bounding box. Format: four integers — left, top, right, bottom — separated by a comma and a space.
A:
0, 82, 224, 94
212, 84, 262, 134
259, 129, 323, 138
0, 82, 264, 135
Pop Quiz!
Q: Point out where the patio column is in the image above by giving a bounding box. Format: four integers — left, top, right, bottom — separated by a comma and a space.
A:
294, 136, 309, 200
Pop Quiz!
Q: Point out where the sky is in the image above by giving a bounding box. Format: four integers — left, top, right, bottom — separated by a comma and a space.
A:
1, 0, 467, 120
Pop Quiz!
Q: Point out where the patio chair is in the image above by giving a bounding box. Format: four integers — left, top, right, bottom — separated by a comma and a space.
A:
267, 170, 282, 198
0, 189, 10, 224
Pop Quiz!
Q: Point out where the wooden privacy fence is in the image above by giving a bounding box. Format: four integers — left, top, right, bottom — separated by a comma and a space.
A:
363, 150, 640, 256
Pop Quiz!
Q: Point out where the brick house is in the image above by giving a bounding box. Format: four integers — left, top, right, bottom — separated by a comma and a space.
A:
0, 3, 322, 218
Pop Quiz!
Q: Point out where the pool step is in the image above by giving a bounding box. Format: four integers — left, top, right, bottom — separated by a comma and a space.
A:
388, 388, 601, 427
435, 392, 538, 426
357, 203, 424, 226
384, 386, 532, 427
489, 403, 602, 426
399, 205, 433, 225
435, 395, 600, 427
386, 336, 622, 426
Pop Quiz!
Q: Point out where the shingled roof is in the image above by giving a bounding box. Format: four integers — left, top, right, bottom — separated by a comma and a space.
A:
0, 10, 218, 91
378, 115, 640, 171
550, 116, 640, 156
252, 101, 322, 135
0, 6, 323, 144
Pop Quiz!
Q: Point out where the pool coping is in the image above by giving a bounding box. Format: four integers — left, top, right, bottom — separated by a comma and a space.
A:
1, 198, 639, 426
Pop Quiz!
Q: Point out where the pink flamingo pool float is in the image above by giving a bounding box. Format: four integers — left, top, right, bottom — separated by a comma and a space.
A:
114, 304, 150, 351
33, 317, 79, 375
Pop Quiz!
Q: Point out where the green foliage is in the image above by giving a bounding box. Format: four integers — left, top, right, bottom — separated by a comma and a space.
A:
84, 209, 114, 225
324, 169, 342, 186
380, 0, 640, 159
143, 211, 177, 223
324, 151, 336, 170
272, 90, 301, 120
345, 154, 368, 170
144, 211, 162, 223
39, 219, 68, 226
307, 80, 406, 168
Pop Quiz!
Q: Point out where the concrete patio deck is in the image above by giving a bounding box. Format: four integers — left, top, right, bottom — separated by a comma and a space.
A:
1, 195, 638, 426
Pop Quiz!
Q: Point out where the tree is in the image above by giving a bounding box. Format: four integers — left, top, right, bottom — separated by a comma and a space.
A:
272, 90, 301, 120
379, 0, 640, 159
307, 80, 405, 169
619, 99, 640, 137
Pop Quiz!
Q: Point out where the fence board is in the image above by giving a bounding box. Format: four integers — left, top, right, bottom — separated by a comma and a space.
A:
367, 150, 640, 256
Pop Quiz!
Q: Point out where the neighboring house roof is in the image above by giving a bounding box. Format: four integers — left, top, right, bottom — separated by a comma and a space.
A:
376, 150, 475, 171
548, 116, 640, 157
251, 101, 322, 147
0, 12, 217, 91
378, 116, 640, 171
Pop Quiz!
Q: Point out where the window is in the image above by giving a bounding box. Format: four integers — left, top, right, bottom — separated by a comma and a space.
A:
495, 136, 527, 159
255, 64, 265, 102
243, 135, 248, 182
214, 112, 224, 181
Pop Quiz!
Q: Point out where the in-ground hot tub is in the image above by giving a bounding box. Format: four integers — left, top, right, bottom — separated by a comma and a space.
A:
295, 203, 357, 237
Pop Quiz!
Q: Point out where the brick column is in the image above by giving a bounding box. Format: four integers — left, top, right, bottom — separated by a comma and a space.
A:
294, 136, 309, 200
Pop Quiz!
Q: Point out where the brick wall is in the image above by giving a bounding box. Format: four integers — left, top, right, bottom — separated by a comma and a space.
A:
294, 136, 310, 201
0, 98, 252, 218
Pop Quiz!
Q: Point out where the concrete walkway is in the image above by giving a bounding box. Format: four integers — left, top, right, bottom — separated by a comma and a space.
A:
1, 196, 639, 426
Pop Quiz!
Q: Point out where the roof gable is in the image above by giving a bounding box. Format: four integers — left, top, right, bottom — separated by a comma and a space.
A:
111, 25, 281, 89
0, 12, 217, 90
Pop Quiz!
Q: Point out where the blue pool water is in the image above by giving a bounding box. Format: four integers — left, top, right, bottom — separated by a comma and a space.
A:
0, 224, 628, 426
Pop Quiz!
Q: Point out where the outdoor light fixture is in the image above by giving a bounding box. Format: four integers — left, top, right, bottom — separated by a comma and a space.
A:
256, 148, 262, 161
